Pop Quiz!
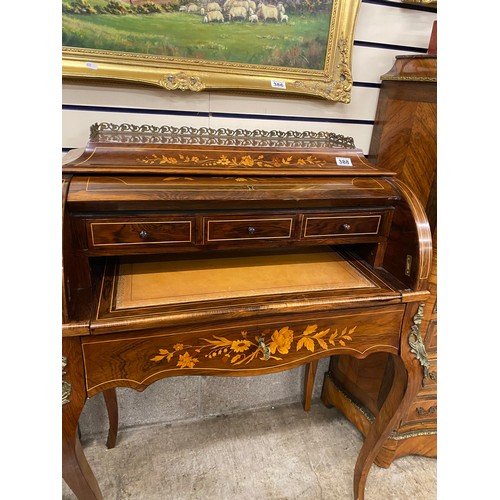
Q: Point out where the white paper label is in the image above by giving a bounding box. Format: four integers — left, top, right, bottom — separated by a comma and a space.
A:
271, 80, 286, 89
335, 157, 353, 166
85, 62, 98, 70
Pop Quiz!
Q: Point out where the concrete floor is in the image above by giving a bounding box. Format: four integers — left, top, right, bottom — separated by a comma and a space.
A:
62, 401, 437, 500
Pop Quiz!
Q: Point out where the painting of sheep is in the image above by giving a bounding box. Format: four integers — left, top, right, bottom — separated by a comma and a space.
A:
62, 0, 336, 70
186, 3, 199, 13
256, 3, 279, 22
204, 10, 225, 22
206, 2, 222, 11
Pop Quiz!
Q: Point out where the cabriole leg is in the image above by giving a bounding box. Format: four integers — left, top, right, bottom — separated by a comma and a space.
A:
103, 388, 118, 449
352, 302, 427, 499
63, 338, 103, 500
352, 354, 406, 499
303, 359, 318, 411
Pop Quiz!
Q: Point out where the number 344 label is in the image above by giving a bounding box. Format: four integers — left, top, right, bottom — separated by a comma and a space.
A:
335, 157, 353, 166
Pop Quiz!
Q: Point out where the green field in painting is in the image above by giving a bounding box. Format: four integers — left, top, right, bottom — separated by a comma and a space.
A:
62, 11, 331, 69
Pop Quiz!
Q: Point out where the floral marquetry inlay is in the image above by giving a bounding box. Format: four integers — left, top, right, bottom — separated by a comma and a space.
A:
150, 323, 357, 369
138, 153, 327, 169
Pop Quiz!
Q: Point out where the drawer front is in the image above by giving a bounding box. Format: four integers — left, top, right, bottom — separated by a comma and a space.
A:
89, 219, 194, 248
403, 399, 437, 426
302, 214, 382, 239
83, 304, 404, 396
204, 216, 295, 243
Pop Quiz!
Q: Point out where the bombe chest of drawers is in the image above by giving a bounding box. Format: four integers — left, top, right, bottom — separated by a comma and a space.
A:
62, 124, 432, 500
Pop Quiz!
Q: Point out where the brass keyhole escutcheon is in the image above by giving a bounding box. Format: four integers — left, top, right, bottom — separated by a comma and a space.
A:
258, 338, 270, 360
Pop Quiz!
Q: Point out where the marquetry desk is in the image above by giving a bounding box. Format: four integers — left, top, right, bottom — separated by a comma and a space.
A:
62, 124, 432, 500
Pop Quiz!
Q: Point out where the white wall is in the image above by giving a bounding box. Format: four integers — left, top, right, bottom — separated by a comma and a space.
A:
64, 0, 437, 438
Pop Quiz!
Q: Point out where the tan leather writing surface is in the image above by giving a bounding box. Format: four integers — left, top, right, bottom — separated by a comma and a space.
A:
115, 249, 375, 309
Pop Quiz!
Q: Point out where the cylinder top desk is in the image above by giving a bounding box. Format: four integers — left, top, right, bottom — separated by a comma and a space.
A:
62, 123, 432, 499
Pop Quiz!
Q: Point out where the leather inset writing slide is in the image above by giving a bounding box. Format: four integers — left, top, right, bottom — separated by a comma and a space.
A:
115, 249, 375, 309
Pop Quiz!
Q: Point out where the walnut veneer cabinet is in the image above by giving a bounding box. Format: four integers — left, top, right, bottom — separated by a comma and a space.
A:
62, 123, 432, 500
326, 55, 437, 466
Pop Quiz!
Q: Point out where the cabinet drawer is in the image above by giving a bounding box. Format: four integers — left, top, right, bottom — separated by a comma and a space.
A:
89, 219, 194, 248
404, 399, 437, 425
204, 216, 295, 243
302, 214, 382, 239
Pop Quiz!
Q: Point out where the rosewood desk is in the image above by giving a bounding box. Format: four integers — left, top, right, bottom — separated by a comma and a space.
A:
62, 124, 431, 499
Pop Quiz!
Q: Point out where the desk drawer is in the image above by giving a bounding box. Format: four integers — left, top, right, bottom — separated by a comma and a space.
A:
82, 304, 404, 396
204, 216, 295, 243
301, 214, 382, 239
88, 218, 194, 248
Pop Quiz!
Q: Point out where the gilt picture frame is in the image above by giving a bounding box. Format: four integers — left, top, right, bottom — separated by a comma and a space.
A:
62, 0, 361, 102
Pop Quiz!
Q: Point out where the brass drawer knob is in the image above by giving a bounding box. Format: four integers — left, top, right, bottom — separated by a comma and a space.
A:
247, 226, 256, 235
139, 230, 148, 239
341, 223, 351, 232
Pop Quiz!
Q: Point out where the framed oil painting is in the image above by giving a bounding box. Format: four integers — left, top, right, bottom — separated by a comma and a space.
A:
62, 0, 361, 102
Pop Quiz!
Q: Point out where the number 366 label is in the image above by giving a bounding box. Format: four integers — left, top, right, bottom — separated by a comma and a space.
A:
336, 157, 353, 166
271, 80, 286, 89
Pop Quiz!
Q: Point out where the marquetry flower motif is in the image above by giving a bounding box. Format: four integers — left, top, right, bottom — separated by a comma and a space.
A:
176, 352, 199, 369
150, 348, 174, 363
328, 326, 356, 347
269, 326, 294, 355
142, 155, 179, 164
231, 339, 252, 352
273, 156, 291, 167
240, 155, 255, 167
150, 324, 357, 369
138, 153, 327, 169
217, 155, 232, 166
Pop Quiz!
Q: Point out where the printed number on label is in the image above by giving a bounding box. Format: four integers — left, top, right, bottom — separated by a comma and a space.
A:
335, 157, 352, 166
271, 80, 286, 89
